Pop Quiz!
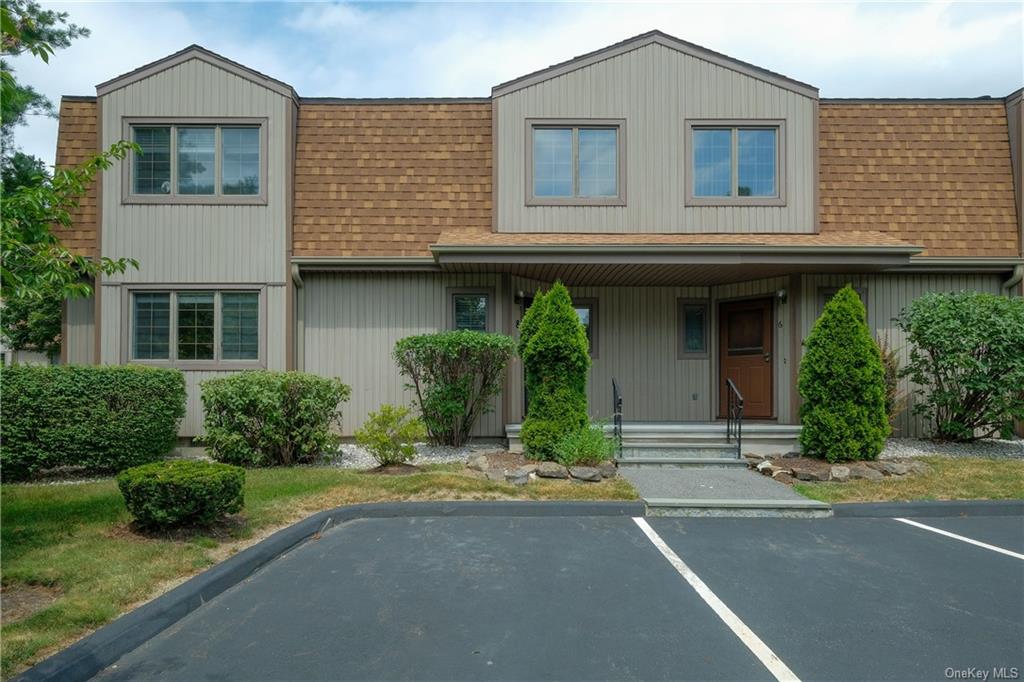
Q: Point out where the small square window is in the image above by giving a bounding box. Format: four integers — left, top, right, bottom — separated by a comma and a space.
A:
678, 300, 709, 358
452, 293, 489, 332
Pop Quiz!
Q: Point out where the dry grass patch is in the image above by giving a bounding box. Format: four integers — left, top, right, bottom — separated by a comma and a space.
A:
0, 465, 635, 678
794, 456, 1024, 504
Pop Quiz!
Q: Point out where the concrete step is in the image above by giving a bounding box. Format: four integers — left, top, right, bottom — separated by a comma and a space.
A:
616, 457, 747, 468
645, 498, 832, 518
620, 442, 739, 459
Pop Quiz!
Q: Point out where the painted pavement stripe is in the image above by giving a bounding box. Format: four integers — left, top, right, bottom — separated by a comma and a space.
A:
894, 517, 1024, 560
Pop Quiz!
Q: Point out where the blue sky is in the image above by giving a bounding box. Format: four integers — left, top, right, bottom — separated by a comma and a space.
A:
10, 1, 1023, 165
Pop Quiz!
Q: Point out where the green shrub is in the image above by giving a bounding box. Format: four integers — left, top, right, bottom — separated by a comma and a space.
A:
355, 404, 427, 466
556, 423, 613, 467
117, 460, 244, 528
876, 333, 906, 430
393, 330, 516, 447
201, 371, 350, 466
799, 285, 889, 462
520, 282, 591, 461
896, 291, 1024, 441
0, 364, 186, 481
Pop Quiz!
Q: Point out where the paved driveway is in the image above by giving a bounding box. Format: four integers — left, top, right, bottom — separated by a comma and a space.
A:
99, 514, 1023, 681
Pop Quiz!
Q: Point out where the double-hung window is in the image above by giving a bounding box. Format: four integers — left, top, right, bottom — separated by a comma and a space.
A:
126, 120, 265, 203
687, 121, 784, 206
528, 120, 625, 205
130, 290, 261, 366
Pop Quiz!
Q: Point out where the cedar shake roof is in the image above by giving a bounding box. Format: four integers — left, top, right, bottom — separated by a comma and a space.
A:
819, 101, 1020, 258
53, 97, 99, 258
293, 102, 492, 258
433, 230, 917, 250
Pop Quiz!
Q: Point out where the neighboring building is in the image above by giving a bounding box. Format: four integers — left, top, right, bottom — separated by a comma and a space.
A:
54, 31, 1023, 445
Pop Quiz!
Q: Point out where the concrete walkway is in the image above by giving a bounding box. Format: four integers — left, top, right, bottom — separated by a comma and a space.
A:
620, 466, 830, 516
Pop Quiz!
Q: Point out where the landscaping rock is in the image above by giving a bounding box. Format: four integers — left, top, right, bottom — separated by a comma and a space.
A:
755, 460, 774, 473
773, 472, 795, 485
536, 462, 569, 479
517, 463, 539, 475
569, 466, 602, 482
505, 467, 531, 486
907, 461, 931, 475
883, 462, 910, 476
485, 469, 506, 482
467, 455, 490, 472
829, 465, 851, 482
849, 464, 884, 481
598, 461, 618, 479
790, 462, 830, 482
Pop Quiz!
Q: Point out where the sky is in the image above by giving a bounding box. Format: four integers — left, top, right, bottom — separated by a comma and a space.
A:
8, 0, 1024, 166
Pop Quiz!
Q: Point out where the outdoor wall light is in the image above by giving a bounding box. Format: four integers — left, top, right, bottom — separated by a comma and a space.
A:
776, 288, 788, 303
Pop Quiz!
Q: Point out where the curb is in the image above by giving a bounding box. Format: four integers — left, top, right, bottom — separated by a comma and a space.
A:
832, 499, 1024, 518
16, 500, 644, 682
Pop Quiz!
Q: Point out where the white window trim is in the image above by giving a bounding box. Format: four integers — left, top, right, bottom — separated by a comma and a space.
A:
121, 284, 267, 369
122, 117, 268, 205
684, 119, 786, 207
525, 118, 627, 207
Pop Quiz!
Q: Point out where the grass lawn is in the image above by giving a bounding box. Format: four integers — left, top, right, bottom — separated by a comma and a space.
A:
0, 464, 636, 679
795, 456, 1024, 504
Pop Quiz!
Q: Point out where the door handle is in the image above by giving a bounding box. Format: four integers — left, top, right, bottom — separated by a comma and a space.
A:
764, 352, 772, 362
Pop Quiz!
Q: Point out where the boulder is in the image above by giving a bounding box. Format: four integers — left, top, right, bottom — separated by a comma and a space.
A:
598, 461, 618, 479
773, 472, 796, 485
755, 460, 775, 473
536, 462, 569, 479
884, 462, 910, 476
485, 469, 506, 482
790, 462, 830, 482
505, 467, 531, 486
569, 466, 602, 482
829, 465, 851, 483
467, 454, 490, 472
849, 464, 884, 481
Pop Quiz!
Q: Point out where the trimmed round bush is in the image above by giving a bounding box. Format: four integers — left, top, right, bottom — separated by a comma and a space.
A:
355, 403, 427, 466
799, 285, 889, 462
0, 364, 186, 481
117, 460, 245, 528
201, 371, 350, 466
520, 282, 591, 461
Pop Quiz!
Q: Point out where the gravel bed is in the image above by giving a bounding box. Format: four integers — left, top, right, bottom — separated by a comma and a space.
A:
327, 442, 506, 470
880, 437, 1024, 460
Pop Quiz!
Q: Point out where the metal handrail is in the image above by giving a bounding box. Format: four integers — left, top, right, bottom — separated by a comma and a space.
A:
611, 378, 623, 456
725, 378, 744, 458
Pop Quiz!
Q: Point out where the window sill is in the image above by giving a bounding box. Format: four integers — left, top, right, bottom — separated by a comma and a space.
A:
686, 196, 786, 208
526, 197, 626, 207
123, 194, 268, 206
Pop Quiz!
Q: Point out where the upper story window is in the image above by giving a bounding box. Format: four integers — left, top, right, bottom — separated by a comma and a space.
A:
686, 120, 785, 207
124, 118, 266, 205
527, 120, 625, 206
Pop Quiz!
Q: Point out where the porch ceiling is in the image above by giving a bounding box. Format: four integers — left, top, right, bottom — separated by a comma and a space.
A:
431, 230, 922, 286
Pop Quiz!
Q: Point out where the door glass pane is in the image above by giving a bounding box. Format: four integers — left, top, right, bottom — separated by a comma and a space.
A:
221, 292, 259, 360
132, 127, 171, 194
693, 128, 732, 197
727, 309, 764, 355
738, 128, 777, 197
683, 305, 707, 353
221, 127, 260, 195
578, 128, 617, 197
453, 294, 488, 332
133, 292, 170, 359
177, 127, 216, 195
533, 128, 573, 197
177, 292, 215, 360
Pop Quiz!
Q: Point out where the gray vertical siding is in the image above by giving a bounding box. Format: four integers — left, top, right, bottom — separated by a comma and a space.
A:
301, 272, 509, 437
96, 57, 293, 437
65, 295, 95, 365
799, 273, 1004, 438
494, 43, 816, 234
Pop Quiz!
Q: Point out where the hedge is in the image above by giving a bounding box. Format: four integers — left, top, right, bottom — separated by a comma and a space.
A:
798, 285, 889, 462
201, 371, 350, 466
520, 282, 591, 460
118, 460, 244, 528
0, 364, 186, 481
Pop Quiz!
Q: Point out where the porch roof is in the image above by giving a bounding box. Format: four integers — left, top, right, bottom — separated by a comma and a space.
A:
430, 231, 922, 286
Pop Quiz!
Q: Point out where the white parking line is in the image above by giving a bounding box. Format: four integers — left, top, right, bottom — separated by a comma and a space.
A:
633, 517, 801, 682
894, 518, 1024, 560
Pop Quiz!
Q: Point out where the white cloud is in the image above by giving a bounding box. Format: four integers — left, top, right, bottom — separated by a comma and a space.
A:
10, 1, 1022, 166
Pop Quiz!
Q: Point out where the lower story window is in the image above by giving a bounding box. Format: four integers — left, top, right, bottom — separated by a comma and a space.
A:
452, 292, 490, 332
130, 290, 260, 363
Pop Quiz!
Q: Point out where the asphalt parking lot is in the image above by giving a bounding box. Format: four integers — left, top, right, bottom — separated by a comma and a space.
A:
98, 513, 1023, 681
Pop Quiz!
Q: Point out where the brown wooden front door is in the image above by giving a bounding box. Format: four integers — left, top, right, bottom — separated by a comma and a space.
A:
719, 298, 773, 419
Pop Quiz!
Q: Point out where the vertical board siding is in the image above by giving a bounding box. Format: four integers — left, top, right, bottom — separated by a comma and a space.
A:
65, 295, 95, 364
505, 277, 792, 425
495, 43, 816, 234
799, 273, 1004, 438
302, 272, 508, 437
